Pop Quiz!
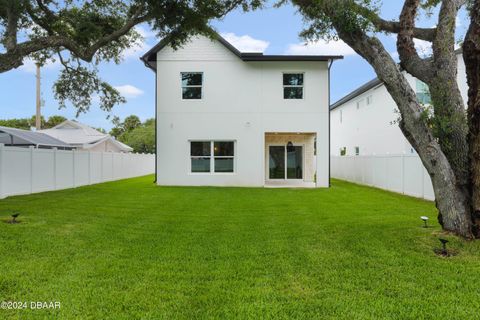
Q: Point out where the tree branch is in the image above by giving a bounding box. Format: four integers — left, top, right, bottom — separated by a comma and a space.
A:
433, 0, 462, 64
397, 0, 434, 82
349, 1, 436, 41
0, 4, 149, 72
4, 3, 19, 51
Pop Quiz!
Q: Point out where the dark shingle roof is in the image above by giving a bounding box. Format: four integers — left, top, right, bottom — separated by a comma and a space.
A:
141, 32, 344, 71
330, 49, 464, 111
330, 78, 383, 110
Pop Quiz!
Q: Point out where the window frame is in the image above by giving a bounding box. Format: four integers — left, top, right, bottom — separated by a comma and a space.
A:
189, 140, 236, 174
282, 72, 305, 100
181, 72, 203, 100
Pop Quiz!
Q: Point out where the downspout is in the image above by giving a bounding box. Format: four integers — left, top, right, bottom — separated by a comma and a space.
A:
140, 57, 157, 184
154, 65, 158, 184
328, 59, 334, 187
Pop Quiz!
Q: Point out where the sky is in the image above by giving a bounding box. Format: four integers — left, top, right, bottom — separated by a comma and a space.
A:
0, 2, 470, 131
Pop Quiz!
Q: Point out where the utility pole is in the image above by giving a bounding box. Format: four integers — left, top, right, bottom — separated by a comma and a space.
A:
35, 63, 41, 130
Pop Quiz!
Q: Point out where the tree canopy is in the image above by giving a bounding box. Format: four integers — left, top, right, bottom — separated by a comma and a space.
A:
0, 114, 67, 129
110, 115, 154, 153
0, 0, 261, 115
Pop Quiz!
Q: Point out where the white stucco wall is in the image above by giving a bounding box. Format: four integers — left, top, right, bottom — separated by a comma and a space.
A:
331, 53, 468, 156
155, 36, 330, 187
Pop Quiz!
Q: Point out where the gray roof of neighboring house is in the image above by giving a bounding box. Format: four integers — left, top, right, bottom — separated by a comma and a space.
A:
330, 49, 464, 111
40, 120, 133, 152
0, 126, 74, 149
330, 77, 383, 110
39, 120, 109, 145
141, 32, 344, 71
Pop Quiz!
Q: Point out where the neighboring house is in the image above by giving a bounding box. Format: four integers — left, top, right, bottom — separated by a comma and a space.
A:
330, 51, 468, 156
0, 126, 74, 149
141, 34, 342, 187
40, 120, 133, 153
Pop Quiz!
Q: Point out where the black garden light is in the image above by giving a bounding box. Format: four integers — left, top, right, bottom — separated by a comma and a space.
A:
439, 238, 449, 255
420, 216, 429, 228
11, 213, 19, 223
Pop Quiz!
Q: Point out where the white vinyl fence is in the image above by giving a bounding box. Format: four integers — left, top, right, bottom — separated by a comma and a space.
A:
331, 154, 435, 201
0, 144, 155, 199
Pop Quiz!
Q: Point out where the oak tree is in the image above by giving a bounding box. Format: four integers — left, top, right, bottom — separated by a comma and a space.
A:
291, 0, 480, 238
0, 0, 260, 114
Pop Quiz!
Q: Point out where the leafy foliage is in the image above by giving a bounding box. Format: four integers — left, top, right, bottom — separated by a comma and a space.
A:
0, 0, 262, 114
121, 122, 155, 153
0, 115, 67, 129
110, 115, 154, 153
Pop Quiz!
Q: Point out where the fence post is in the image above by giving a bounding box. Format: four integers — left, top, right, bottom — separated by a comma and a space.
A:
0, 144, 4, 199
100, 151, 104, 182
401, 153, 405, 195
111, 152, 114, 181
88, 151, 92, 185
53, 147, 58, 190
30, 146, 34, 194
72, 149, 76, 188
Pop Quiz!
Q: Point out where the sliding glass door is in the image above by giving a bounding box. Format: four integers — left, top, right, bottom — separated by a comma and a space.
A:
269, 145, 303, 180
269, 146, 285, 179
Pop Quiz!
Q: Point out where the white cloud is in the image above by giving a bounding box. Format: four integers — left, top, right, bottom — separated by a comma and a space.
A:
121, 26, 157, 60
134, 25, 156, 39
121, 37, 149, 60
220, 32, 269, 52
285, 39, 356, 56
18, 57, 61, 73
114, 85, 144, 98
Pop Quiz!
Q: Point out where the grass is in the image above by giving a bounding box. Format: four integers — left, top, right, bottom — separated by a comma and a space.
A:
1, 176, 480, 319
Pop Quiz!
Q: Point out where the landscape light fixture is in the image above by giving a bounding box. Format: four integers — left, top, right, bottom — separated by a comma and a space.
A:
420, 216, 429, 228
439, 238, 449, 255
11, 213, 19, 223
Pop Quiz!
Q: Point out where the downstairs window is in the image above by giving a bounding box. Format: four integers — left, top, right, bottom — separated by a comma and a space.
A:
190, 141, 235, 173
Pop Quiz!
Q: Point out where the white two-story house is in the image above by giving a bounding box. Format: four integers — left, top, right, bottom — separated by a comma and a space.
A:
141, 33, 342, 187
330, 50, 468, 156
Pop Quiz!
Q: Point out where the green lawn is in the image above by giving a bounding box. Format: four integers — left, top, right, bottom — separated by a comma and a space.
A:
1, 176, 480, 319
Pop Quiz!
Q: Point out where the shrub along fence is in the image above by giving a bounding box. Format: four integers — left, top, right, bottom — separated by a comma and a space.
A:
331, 154, 435, 201
0, 143, 155, 199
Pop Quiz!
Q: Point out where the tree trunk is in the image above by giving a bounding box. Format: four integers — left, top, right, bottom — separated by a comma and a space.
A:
334, 29, 474, 238
292, 0, 476, 238
464, 0, 480, 236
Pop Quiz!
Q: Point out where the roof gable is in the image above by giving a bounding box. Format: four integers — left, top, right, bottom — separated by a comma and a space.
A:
141, 32, 343, 71
39, 120, 108, 144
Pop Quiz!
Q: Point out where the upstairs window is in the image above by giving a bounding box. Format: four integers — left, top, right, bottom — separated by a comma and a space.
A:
416, 79, 431, 105
181, 72, 203, 99
283, 73, 304, 99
